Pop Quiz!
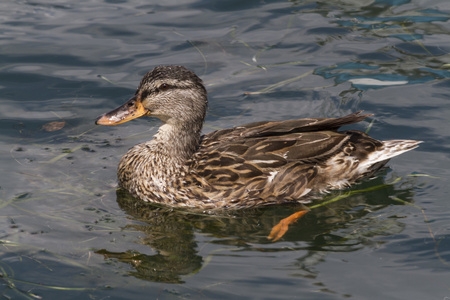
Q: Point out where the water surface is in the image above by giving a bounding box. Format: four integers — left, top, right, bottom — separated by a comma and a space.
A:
0, 0, 449, 299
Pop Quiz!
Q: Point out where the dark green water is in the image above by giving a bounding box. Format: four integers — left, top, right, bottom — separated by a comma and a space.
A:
0, 0, 449, 299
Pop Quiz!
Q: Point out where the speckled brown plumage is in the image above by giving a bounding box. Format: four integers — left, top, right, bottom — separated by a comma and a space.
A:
96, 65, 421, 210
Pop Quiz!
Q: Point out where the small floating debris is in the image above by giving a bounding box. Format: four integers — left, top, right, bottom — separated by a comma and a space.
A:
348, 78, 408, 86
42, 121, 65, 132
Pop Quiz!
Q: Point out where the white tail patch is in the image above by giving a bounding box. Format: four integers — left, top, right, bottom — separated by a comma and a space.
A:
361, 140, 422, 167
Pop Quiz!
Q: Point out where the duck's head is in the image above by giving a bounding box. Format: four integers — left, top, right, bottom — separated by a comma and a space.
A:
95, 65, 208, 128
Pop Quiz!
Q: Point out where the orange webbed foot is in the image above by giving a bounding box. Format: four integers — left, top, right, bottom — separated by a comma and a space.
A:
268, 210, 309, 241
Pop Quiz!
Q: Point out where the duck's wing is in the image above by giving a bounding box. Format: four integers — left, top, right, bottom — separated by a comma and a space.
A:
189, 112, 371, 195
206, 111, 371, 141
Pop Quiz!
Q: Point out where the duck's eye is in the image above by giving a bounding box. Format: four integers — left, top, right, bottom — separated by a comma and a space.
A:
159, 83, 170, 91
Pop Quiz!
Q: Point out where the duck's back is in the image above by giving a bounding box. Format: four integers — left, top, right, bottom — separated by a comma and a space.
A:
186, 112, 420, 208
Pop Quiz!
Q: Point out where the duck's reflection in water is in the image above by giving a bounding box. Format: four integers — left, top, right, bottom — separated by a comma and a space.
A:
96, 174, 416, 283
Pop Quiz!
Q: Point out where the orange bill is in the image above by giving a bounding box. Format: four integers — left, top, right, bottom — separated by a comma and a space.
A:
95, 95, 149, 126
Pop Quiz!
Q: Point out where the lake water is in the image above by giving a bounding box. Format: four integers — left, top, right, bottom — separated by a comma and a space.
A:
1, 0, 449, 299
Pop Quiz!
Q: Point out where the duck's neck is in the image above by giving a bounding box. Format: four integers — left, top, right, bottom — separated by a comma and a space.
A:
118, 120, 203, 195
152, 121, 202, 164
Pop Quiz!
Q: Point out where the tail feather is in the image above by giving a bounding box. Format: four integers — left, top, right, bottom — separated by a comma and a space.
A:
362, 140, 422, 166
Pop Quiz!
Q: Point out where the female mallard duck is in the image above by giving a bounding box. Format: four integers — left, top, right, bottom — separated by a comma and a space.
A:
96, 66, 420, 213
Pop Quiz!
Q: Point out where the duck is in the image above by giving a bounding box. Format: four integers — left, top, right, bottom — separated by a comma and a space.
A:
95, 65, 421, 238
